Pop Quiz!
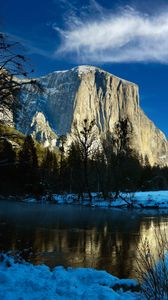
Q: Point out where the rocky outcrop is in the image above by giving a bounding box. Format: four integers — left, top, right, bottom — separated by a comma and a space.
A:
0, 106, 14, 127
17, 65, 168, 166
30, 112, 57, 149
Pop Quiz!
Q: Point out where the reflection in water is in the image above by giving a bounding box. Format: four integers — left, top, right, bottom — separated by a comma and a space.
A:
0, 200, 168, 278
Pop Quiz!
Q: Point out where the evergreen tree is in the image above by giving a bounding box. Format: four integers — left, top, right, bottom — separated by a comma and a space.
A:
0, 139, 16, 166
58, 135, 67, 193
101, 119, 142, 196
92, 147, 108, 199
67, 141, 84, 198
18, 135, 38, 192
0, 138, 16, 192
41, 148, 58, 192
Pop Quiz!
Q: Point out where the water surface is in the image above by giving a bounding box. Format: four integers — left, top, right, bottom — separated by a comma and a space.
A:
0, 200, 168, 278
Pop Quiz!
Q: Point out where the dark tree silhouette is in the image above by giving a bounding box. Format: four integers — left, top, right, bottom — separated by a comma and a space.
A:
92, 147, 108, 199
58, 135, 67, 193
0, 138, 16, 167
111, 119, 142, 198
72, 119, 96, 202
0, 137, 17, 193
18, 135, 38, 192
0, 33, 41, 124
67, 141, 84, 198
41, 148, 58, 192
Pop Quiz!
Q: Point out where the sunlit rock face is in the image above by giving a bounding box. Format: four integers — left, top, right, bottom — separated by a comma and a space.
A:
30, 112, 57, 149
17, 65, 168, 166
0, 106, 14, 127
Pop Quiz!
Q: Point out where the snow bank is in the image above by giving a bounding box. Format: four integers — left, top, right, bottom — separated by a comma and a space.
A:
51, 191, 168, 209
22, 190, 168, 209
133, 191, 168, 207
0, 254, 141, 300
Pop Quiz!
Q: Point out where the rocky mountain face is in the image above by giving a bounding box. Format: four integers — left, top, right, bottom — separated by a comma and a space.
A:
16, 65, 168, 166
30, 112, 57, 149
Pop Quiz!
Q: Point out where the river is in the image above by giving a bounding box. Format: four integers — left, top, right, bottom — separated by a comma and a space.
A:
0, 200, 168, 278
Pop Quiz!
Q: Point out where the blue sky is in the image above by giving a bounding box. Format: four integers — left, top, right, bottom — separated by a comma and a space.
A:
1, 0, 168, 136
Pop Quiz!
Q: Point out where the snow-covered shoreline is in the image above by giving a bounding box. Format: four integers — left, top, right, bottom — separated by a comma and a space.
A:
0, 254, 142, 300
21, 190, 168, 209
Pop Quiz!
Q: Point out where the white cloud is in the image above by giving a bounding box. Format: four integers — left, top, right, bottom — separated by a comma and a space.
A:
54, 6, 168, 63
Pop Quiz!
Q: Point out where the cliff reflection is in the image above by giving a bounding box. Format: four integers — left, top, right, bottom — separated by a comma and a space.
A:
0, 201, 168, 278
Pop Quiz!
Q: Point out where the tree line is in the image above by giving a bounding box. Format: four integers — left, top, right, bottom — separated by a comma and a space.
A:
0, 118, 168, 199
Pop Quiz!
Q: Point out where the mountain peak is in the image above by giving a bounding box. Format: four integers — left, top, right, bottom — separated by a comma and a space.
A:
16, 65, 168, 167
44, 65, 137, 87
73, 65, 99, 74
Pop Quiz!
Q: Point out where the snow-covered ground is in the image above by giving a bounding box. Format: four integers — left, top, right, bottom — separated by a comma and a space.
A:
0, 254, 142, 300
49, 190, 168, 209
21, 190, 168, 209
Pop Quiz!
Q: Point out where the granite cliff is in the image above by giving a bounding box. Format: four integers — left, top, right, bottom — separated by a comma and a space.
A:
16, 65, 168, 166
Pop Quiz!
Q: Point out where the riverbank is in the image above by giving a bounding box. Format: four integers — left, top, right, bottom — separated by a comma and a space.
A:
0, 254, 142, 300
18, 190, 168, 209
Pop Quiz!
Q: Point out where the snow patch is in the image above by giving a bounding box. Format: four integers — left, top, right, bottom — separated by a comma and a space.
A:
0, 254, 141, 300
51, 191, 168, 209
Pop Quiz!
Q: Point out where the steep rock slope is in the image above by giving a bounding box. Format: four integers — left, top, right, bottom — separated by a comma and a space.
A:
17, 66, 168, 166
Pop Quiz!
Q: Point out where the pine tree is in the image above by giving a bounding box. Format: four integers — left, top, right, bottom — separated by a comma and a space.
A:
67, 141, 84, 198
58, 135, 67, 193
0, 139, 16, 192
18, 135, 38, 192
41, 148, 58, 192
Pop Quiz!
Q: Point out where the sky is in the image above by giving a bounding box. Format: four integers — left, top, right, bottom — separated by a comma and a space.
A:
1, 0, 168, 137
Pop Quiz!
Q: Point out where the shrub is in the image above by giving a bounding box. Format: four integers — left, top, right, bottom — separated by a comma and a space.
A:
136, 226, 168, 299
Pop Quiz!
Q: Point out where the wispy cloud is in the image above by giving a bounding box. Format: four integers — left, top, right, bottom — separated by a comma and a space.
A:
54, 4, 168, 64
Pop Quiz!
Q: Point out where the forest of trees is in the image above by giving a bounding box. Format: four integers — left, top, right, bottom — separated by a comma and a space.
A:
0, 118, 168, 199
